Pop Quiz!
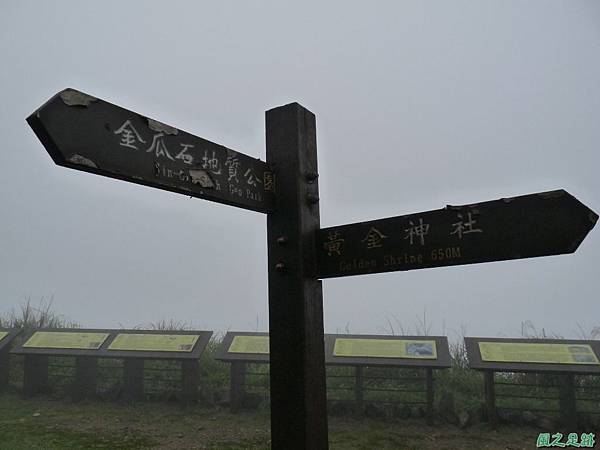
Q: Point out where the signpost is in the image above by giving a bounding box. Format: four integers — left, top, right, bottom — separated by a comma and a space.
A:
27, 89, 274, 213
317, 190, 597, 278
27, 88, 598, 450
265, 103, 328, 449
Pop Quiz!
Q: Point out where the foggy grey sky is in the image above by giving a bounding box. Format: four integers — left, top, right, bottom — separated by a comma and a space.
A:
1, 1, 599, 341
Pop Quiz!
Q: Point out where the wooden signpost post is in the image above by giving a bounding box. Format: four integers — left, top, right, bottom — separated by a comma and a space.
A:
28, 88, 598, 449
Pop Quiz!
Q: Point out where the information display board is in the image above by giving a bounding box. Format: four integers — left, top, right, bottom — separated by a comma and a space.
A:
23, 331, 109, 350
465, 337, 600, 374
333, 338, 437, 359
12, 329, 212, 359
479, 342, 599, 365
0, 329, 21, 352
108, 333, 199, 352
0, 329, 22, 389
220, 332, 454, 368
325, 334, 451, 368
215, 332, 271, 363
229, 335, 270, 354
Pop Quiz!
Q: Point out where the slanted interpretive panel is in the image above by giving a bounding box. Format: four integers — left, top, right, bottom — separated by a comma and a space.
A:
215, 332, 270, 363
325, 334, 451, 368
11, 329, 212, 359
23, 331, 109, 350
229, 336, 270, 354
333, 338, 437, 359
108, 333, 199, 353
465, 337, 600, 374
0, 329, 21, 352
103, 330, 211, 360
479, 342, 599, 365
12, 329, 115, 357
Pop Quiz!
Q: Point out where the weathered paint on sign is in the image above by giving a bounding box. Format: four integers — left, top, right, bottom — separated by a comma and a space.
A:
27, 89, 275, 213
317, 190, 598, 278
23, 331, 109, 350
479, 342, 600, 365
228, 335, 270, 354
333, 338, 437, 359
108, 333, 199, 352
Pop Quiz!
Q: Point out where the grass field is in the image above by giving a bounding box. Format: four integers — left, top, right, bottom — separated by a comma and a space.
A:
0, 392, 545, 450
1, 301, 597, 448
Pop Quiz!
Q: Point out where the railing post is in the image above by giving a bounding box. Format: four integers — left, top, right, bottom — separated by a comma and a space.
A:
426, 368, 434, 425
23, 354, 49, 398
123, 358, 144, 401
72, 356, 97, 401
559, 373, 577, 429
230, 361, 246, 412
355, 366, 364, 414
181, 360, 199, 405
0, 347, 9, 390
484, 370, 497, 427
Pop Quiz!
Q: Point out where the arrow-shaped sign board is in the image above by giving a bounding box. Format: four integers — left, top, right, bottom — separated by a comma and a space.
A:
317, 190, 597, 279
27, 89, 275, 213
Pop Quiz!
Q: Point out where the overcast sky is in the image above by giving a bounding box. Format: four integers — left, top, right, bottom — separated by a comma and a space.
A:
1, 1, 599, 341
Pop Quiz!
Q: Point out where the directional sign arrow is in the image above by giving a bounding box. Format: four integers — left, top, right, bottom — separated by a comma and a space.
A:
27, 89, 275, 213
317, 190, 598, 279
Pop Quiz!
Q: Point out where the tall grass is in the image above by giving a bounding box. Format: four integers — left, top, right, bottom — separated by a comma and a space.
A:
0, 297, 78, 331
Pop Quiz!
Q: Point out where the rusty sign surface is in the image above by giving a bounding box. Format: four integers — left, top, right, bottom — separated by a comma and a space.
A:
317, 190, 598, 279
27, 89, 275, 213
